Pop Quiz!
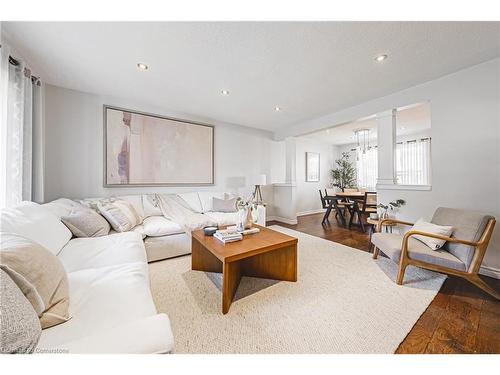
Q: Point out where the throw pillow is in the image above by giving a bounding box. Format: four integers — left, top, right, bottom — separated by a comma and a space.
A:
212, 197, 237, 213
0, 233, 71, 329
0, 269, 42, 353
97, 199, 142, 232
411, 218, 454, 250
61, 206, 111, 237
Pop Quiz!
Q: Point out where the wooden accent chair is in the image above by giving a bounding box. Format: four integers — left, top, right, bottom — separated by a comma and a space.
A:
371, 207, 499, 299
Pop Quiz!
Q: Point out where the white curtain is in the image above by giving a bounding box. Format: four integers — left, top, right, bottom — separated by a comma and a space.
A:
356, 146, 378, 189
396, 138, 431, 185
0, 45, 40, 208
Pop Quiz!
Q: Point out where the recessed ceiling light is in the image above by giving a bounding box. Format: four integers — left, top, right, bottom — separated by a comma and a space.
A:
275, 106, 281, 112
137, 63, 149, 71
375, 54, 388, 62
221, 89, 229, 95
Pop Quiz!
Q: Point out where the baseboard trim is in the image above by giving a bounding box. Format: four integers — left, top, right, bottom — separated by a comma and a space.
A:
297, 208, 326, 217
266, 216, 298, 225
479, 265, 500, 279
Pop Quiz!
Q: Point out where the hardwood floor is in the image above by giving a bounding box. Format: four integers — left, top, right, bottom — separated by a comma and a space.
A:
267, 213, 500, 354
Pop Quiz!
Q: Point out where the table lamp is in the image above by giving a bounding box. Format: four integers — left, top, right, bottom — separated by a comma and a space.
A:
252, 174, 267, 205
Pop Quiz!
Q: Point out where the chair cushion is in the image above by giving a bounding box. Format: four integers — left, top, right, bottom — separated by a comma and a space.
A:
1, 202, 72, 256
431, 207, 494, 269
371, 232, 466, 271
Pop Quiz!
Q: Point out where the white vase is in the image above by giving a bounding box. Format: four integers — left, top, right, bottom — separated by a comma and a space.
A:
237, 207, 253, 231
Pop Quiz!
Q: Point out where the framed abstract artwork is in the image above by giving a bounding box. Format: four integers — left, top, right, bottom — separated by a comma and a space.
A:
305, 152, 320, 182
103, 105, 214, 186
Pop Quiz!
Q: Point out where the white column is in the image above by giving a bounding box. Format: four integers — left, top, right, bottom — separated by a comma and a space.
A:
285, 137, 296, 183
376, 109, 397, 187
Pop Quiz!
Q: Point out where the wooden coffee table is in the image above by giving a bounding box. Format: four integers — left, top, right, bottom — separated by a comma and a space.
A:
191, 225, 298, 314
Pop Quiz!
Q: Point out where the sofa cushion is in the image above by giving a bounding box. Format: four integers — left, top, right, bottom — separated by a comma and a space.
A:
142, 216, 184, 237
204, 211, 239, 226
0, 202, 72, 255
431, 207, 494, 270
177, 192, 203, 213
57, 232, 146, 273
142, 194, 163, 217
118, 195, 145, 220
97, 199, 142, 232
371, 232, 465, 271
0, 233, 71, 329
42, 198, 82, 218
198, 192, 225, 212
0, 269, 42, 353
212, 197, 237, 213
61, 207, 111, 238
37, 262, 158, 349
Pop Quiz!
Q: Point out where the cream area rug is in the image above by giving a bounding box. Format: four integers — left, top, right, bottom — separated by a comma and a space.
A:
149, 226, 446, 354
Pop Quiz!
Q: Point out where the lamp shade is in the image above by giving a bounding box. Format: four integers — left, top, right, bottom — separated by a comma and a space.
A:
252, 174, 267, 186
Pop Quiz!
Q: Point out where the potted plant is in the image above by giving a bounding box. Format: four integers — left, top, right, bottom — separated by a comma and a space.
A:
377, 199, 406, 218
330, 152, 357, 191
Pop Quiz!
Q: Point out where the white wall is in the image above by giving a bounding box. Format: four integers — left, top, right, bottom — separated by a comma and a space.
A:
43, 84, 283, 213
278, 58, 500, 277
294, 138, 335, 215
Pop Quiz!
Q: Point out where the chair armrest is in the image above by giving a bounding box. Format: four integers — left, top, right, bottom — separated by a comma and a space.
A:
56, 314, 174, 354
401, 230, 478, 258
377, 219, 413, 232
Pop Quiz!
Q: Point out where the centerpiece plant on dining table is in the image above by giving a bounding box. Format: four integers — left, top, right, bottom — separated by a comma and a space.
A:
330, 152, 357, 192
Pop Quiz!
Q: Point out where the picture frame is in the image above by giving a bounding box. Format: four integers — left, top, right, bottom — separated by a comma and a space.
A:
305, 152, 320, 182
103, 105, 214, 187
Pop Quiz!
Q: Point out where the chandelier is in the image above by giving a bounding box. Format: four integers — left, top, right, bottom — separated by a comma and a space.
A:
354, 129, 371, 155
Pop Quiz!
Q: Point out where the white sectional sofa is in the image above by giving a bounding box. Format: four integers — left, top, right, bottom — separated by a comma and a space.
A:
1, 201, 174, 354
1, 191, 264, 353
43, 191, 263, 263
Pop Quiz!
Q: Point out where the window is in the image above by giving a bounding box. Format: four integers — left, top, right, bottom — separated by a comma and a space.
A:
396, 138, 431, 185
355, 147, 378, 189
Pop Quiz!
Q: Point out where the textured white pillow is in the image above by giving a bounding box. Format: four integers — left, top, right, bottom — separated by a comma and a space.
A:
411, 218, 454, 250
142, 216, 184, 237
0, 202, 72, 256
97, 199, 142, 232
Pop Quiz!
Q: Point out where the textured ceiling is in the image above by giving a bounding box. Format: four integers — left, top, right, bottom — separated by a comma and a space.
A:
3, 22, 499, 132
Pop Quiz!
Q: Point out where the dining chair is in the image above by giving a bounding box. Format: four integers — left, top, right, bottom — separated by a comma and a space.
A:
320, 189, 354, 225
348, 191, 377, 232
371, 207, 499, 299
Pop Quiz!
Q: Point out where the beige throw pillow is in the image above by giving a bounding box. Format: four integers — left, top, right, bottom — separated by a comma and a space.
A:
97, 199, 142, 232
61, 207, 110, 237
0, 233, 71, 329
411, 218, 454, 250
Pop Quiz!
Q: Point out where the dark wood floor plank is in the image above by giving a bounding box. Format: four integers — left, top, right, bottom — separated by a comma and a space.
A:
267, 212, 500, 354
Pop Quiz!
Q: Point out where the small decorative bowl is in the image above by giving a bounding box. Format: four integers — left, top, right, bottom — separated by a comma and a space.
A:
203, 226, 218, 236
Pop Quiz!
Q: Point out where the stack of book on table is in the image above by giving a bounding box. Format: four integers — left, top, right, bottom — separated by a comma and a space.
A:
214, 228, 243, 244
